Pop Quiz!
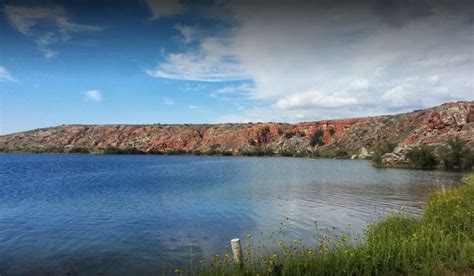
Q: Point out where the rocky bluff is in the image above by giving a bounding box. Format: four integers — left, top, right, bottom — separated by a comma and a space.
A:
1, 101, 472, 164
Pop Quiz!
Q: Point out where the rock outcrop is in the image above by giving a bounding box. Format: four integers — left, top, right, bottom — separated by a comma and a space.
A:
1, 102, 473, 163
381, 145, 413, 166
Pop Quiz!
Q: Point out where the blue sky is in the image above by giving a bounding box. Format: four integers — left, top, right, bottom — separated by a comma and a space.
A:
0, 0, 473, 134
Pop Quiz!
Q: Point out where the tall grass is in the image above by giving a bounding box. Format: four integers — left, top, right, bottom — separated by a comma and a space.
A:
188, 173, 474, 275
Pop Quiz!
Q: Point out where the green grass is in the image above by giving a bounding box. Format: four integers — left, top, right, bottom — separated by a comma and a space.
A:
188, 173, 474, 275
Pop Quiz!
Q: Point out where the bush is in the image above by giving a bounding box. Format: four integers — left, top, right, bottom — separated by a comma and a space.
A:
68, 147, 90, 154
221, 151, 234, 156
310, 149, 320, 158
166, 149, 187, 155
207, 144, 221, 155
334, 149, 350, 159
248, 139, 256, 146
438, 139, 474, 171
294, 151, 305, 157
148, 149, 164, 155
280, 149, 295, 157
328, 127, 336, 136
31, 147, 67, 153
371, 140, 397, 166
407, 145, 438, 169
242, 147, 275, 156
284, 132, 295, 139
309, 129, 324, 147
102, 146, 145, 154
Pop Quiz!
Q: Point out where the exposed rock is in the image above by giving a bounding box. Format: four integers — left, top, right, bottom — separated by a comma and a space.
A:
381, 145, 414, 166
1, 102, 473, 165
351, 147, 372, 160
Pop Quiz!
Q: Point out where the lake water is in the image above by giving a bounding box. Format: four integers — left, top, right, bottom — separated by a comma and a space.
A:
0, 154, 463, 275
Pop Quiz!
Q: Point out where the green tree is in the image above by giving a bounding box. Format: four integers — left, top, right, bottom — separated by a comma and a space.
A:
406, 145, 438, 169
309, 129, 325, 146
439, 139, 474, 171
371, 140, 397, 166
328, 127, 336, 136
284, 132, 295, 139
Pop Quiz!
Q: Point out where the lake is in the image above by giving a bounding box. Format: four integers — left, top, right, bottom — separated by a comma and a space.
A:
0, 154, 463, 275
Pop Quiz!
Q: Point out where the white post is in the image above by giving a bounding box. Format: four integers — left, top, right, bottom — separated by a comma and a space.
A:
231, 238, 243, 266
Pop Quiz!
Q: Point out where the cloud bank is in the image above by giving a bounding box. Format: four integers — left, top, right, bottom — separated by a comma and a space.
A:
147, 0, 473, 122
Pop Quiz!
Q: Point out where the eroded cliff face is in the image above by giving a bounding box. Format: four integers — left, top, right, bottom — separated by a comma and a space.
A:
1, 102, 472, 157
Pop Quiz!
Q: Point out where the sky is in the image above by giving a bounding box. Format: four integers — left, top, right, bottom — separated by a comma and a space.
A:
0, 0, 473, 134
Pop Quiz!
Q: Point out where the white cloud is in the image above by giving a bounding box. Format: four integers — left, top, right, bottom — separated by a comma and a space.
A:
188, 105, 203, 109
174, 24, 196, 43
147, 1, 473, 121
214, 83, 255, 95
163, 96, 174, 105
83, 90, 103, 102
4, 5, 104, 58
0, 66, 16, 82
145, 0, 186, 19
427, 75, 440, 85
145, 37, 248, 81
275, 91, 358, 110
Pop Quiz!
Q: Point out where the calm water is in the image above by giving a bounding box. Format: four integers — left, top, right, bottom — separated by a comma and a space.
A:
0, 154, 462, 275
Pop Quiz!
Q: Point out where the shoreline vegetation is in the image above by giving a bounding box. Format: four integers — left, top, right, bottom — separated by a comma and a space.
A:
1, 138, 472, 172
0, 145, 351, 159
189, 173, 473, 275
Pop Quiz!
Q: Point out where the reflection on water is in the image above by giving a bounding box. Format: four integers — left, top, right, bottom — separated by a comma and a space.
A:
0, 154, 462, 274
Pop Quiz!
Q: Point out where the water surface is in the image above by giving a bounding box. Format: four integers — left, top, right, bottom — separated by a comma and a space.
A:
0, 154, 462, 275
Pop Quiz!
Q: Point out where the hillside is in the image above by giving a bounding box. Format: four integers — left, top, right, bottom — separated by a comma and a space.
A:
1, 101, 473, 162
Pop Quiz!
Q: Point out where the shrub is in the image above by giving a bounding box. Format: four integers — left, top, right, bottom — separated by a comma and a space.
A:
280, 149, 295, 157
294, 151, 305, 157
371, 140, 397, 166
166, 149, 186, 155
309, 129, 324, 147
221, 151, 233, 156
284, 132, 295, 139
328, 127, 336, 136
207, 144, 221, 155
68, 147, 90, 154
407, 145, 438, 169
102, 147, 145, 154
438, 139, 474, 171
334, 149, 350, 159
243, 147, 275, 156
311, 149, 320, 158
248, 139, 256, 146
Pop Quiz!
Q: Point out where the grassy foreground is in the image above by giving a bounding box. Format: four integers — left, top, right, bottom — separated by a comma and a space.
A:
193, 174, 474, 275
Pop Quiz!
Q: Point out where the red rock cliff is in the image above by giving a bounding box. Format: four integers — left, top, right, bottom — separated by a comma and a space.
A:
0, 101, 472, 155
